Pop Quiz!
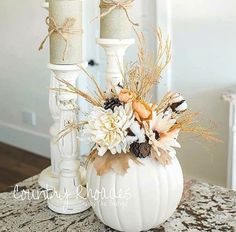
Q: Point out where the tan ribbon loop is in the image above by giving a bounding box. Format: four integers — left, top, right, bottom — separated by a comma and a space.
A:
39, 16, 83, 61
92, 0, 139, 26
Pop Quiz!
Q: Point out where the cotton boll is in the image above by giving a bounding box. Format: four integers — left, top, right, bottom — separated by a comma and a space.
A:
175, 100, 188, 113
129, 121, 146, 143
170, 93, 188, 114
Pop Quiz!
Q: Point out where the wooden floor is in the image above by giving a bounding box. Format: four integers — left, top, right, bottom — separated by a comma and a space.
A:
0, 142, 50, 192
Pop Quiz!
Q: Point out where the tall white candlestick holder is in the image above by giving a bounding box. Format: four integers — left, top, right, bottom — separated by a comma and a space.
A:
38, 0, 60, 191
47, 64, 90, 214
97, 38, 134, 93
38, 0, 86, 191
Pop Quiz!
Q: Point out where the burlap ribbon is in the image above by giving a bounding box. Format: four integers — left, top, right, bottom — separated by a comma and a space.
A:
92, 0, 138, 26
39, 16, 83, 61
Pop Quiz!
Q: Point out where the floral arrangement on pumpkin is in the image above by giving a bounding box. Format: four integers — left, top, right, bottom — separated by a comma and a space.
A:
56, 29, 218, 176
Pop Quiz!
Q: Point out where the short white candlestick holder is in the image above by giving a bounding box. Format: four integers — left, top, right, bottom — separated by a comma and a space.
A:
47, 64, 90, 214
97, 38, 134, 93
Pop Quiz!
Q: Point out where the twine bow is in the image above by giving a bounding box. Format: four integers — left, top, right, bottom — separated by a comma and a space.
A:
92, 0, 138, 26
39, 16, 82, 61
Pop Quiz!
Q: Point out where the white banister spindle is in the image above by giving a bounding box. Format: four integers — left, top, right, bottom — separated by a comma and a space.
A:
38, 71, 61, 189
49, 75, 61, 176
97, 39, 134, 93
223, 92, 236, 190
47, 64, 90, 214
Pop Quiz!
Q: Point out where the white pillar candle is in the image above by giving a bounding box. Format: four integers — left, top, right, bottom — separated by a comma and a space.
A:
100, 0, 136, 39
48, 0, 83, 64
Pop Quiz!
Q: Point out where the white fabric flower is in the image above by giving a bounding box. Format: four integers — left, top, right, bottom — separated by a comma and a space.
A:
129, 121, 146, 143
84, 103, 136, 156
158, 129, 181, 155
144, 109, 181, 157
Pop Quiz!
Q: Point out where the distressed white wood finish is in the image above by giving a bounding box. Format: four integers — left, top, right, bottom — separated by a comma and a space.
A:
48, 74, 61, 175
87, 156, 184, 232
47, 64, 90, 214
38, 71, 61, 190
97, 39, 134, 93
223, 92, 236, 191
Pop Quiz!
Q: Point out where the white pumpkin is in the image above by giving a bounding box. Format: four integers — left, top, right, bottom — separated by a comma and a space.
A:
86, 156, 183, 232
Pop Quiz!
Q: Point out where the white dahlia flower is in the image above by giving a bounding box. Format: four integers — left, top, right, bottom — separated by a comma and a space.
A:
84, 103, 137, 156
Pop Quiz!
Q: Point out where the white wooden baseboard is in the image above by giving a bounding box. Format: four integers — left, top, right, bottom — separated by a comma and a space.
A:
0, 120, 50, 158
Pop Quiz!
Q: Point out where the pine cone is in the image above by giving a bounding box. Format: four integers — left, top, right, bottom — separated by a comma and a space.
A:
130, 142, 151, 158
104, 98, 122, 111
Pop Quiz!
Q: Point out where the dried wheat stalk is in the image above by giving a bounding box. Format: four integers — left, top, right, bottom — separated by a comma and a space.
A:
171, 110, 221, 143
52, 76, 103, 107
124, 28, 171, 99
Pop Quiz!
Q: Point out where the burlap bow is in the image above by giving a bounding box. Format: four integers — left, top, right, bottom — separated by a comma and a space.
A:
92, 0, 138, 26
39, 16, 82, 61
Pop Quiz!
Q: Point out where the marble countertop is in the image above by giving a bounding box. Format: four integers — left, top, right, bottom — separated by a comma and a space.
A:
0, 176, 235, 232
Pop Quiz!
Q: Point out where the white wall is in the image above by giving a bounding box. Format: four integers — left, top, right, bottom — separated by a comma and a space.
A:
168, 0, 236, 186
0, 0, 51, 157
